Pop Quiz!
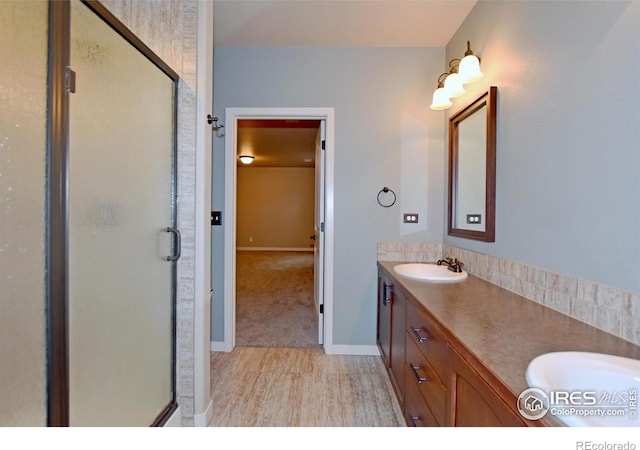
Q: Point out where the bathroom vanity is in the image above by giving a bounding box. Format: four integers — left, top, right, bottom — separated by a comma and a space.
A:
377, 261, 640, 427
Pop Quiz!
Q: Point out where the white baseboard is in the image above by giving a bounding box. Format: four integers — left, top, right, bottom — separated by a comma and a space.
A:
324, 344, 380, 356
210, 341, 229, 352
193, 399, 213, 427
163, 406, 182, 427
236, 247, 313, 252
211, 341, 379, 357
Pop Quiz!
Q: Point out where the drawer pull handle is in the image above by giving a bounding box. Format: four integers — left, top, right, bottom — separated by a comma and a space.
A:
409, 363, 427, 384
383, 283, 393, 306
412, 327, 429, 343
409, 415, 421, 427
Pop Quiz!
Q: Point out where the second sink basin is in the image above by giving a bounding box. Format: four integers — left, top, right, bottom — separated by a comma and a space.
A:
393, 263, 468, 282
525, 351, 640, 427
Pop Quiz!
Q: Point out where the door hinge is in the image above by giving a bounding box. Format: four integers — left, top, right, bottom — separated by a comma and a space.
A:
319, 304, 324, 314
66, 67, 76, 93
320, 222, 325, 232
321, 140, 325, 150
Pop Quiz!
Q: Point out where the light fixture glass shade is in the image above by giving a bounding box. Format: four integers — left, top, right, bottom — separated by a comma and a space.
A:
459, 54, 483, 84
429, 87, 452, 111
444, 72, 465, 98
239, 155, 254, 164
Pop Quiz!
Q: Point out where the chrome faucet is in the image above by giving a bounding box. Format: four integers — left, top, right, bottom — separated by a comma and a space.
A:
436, 257, 464, 273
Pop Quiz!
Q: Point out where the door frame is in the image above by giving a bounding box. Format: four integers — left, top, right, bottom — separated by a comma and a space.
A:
223, 107, 335, 353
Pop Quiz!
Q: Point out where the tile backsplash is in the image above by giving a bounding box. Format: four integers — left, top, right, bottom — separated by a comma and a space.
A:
377, 242, 640, 346
377, 242, 443, 264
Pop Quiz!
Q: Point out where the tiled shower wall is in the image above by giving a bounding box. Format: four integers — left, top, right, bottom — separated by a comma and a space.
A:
377, 242, 640, 347
102, 0, 198, 426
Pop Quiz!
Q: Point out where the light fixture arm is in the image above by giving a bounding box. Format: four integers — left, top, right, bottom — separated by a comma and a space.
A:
436, 72, 449, 88
464, 41, 480, 63
448, 58, 461, 73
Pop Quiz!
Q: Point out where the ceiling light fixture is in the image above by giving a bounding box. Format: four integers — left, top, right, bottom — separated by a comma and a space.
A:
429, 41, 484, 111
238, 155, 254, 165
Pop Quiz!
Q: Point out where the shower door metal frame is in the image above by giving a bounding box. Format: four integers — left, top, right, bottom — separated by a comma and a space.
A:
46, 0, 179, 427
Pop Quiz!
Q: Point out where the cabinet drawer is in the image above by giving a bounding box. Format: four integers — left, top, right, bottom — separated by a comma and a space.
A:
404, 368, 439, 427
405, 332, 447, 425
406, 301, 448, 384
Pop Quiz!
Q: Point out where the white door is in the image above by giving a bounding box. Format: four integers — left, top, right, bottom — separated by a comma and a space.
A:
313, 121, 326, 345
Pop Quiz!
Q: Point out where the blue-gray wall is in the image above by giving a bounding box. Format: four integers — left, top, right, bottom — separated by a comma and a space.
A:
445, 0, 640, 294
211, 0, 640, 345
211, 47, 446, 344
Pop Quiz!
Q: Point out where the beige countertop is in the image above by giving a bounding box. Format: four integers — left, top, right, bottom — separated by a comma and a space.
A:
378, 260, 640, 426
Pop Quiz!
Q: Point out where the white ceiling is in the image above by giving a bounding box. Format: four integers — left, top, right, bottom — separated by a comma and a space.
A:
214, 0, 477, 48
221, 0, 477, 167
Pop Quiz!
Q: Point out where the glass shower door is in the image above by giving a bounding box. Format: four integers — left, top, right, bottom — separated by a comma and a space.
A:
0, 0, 49, 426
67, 1, 177, 426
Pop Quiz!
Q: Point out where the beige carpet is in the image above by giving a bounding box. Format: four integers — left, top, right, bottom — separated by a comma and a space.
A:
236, 251, 319, 348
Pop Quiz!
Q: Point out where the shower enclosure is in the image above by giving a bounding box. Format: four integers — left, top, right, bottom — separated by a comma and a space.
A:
0, 0, 179, 426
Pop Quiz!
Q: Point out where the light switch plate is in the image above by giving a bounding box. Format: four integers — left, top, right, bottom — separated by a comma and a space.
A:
211, 211, 222, 226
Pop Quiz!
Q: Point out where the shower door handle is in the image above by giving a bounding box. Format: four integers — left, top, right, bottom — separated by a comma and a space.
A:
163, 227, 181, 261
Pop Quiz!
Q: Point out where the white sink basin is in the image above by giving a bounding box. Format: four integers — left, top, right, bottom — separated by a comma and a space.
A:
393, 263, 467, 282
524, 351, 640, 427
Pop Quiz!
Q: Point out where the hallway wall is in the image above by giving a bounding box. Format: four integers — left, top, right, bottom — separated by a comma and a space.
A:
212, 47, 445, 346
237, 167, 315, 250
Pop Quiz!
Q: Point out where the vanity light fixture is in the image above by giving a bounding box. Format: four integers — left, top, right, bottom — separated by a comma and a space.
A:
443, 59, 465, 99
430, 73, 453, 111
238, 155, 254, 164
429, 41, 483, 111
458, 41, 484, 84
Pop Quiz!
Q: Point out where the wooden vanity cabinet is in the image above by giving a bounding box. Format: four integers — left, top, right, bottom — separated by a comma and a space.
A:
406, 301, 448, 384
376, 271, 405, 405
404, 366, 440, 427
403, 301, 448, 426
377, 265, 535, 427
376, 274, 392, 367
449, 347, 526, 427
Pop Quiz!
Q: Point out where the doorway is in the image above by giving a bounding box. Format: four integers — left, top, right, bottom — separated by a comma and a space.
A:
235, 119, 319, 348
223, 108, 335, 353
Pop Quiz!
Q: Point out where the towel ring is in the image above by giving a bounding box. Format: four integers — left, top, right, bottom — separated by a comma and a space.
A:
377, 187, 396, 208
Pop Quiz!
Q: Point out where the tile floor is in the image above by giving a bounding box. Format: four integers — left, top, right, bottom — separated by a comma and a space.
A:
208, 346, 405, 427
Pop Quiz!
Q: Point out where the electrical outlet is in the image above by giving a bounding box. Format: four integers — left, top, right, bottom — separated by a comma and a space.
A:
466, 214, 482, 224
403, 213, 419, 223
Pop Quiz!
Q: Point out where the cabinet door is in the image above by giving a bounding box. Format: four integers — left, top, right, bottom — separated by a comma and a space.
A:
405, 332, 446, 425
406, 301, 448, 385
376, 275, 392, 367
404, 367, 439, 427
390, 286, 406, 402
450, 349, 525, 427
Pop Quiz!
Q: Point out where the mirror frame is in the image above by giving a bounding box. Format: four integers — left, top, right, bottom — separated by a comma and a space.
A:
447, 86, 497, 242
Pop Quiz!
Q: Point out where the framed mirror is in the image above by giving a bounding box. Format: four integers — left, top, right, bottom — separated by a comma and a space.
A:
448, 86, 497, 242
